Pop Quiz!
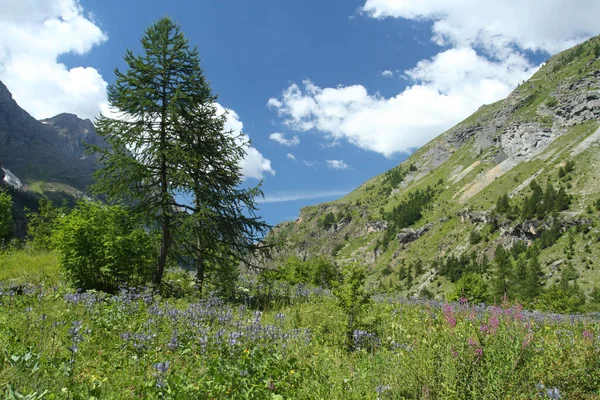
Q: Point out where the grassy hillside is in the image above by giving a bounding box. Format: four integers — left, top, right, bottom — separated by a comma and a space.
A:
267, 36, 600, 301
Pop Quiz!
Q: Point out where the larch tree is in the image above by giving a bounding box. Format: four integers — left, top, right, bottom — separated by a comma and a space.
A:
90, 17, 269, 286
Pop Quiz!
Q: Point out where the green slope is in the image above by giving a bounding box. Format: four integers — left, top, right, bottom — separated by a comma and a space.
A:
267, 36, 600, 301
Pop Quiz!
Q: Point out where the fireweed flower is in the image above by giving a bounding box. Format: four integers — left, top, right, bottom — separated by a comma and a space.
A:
442, 304, 457, 328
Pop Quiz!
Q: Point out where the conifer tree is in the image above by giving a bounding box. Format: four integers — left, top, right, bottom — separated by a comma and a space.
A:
525, 255, 543, 299
513, 257, 528, 299
90, 17, 269, 286
491, 245, 512, 300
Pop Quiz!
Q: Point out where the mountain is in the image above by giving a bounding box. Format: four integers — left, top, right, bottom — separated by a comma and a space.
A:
0, 81, 104, 199
267, 36, 600, 299
0, 81, 106, 237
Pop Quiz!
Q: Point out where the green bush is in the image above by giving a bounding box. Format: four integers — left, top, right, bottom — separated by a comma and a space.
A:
26, 197, 66, 250
274, 255, 339, 288
0, 187, 13, 242
53, 201, 156, 293
448, 273, 489, 304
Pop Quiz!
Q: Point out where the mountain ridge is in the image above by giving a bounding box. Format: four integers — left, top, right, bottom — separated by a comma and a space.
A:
267, 35, 600, 299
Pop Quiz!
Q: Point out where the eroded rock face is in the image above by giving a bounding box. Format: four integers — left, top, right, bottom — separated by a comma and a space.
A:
397, 223, 433, 244
458, 209, 496, 225
366, 221, 387, 233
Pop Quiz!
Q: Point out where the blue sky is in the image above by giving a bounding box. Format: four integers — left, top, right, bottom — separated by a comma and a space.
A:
1, 0, 599, 226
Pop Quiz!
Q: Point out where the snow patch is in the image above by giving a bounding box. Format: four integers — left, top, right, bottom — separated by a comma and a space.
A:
2, 168, 23, 190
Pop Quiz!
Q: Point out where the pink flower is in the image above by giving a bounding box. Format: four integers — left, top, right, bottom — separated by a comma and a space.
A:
475, 348, 483, 358
451, 348, 459, 358
583, 330, 593, 340
443, 304, 457, 328
489, 316, 500, 333
468, 337, 478, 347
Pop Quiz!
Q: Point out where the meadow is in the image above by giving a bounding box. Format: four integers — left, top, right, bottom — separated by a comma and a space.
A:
1, 250, 600, 399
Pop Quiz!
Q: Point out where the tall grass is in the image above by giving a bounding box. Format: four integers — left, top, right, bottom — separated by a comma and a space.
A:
0, 248, 60, 285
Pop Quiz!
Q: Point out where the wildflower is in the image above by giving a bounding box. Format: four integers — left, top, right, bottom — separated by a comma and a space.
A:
153, 361, 170, 374
474, 348, 483, 358
442, 304, 457, 328
583, 330, 593, 340
467, 337, 478, 347
376, 384, 391, 397
451, 348, 459, 358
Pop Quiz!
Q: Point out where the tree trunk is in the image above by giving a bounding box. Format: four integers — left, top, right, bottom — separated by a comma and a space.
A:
155, 215, 170, 285
195, 246, 205, 294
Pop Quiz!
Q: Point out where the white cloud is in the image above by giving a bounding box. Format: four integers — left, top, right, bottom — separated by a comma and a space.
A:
215, 104, 275, 180
0, 0, 109, 119
268, 1, 598, 157
361, 0, 600, 54
268, 47, 535, 157
0, 1, 272, 182
381, 70, 394, 78
326, 160, 349, 170
259, 189, 350, 203
287, 153, 297, 161
269, 132, 300, 146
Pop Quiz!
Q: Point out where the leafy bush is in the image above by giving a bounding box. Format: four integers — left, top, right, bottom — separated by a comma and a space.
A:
273, 255, 339, 288
53, 202, 156, 293
448, 273, 488, 304
333, 262, 371, 351
26, 197, 66, 250
317, 212, 335, 230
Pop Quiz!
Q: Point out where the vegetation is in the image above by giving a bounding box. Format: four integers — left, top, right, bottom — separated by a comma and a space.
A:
52, 202, 156, 293
2, 271, 600, 398
89, 17, 268, 288
0, 187, 13, 242
4, 19, 600, 400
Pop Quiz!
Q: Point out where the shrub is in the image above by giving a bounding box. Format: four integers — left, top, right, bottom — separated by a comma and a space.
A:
53, 202, 156, 293
448, 273, 489, 304
333, 262, 371, 351
26, 197, 66, 250
0, 187, 13, 242
469, 229, 482, 245
545, 97, 558, 108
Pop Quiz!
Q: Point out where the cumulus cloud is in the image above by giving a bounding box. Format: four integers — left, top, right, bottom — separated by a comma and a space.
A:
0, 0, 109, 119
326, 160, 349, 170
268, 47, 535, 157
381, 70, 394, 78
361, 0, 600, 55
269, 132, 300, 146
214, 104, 275, 180
287, 153, 297, 161
268, 1, 598, 157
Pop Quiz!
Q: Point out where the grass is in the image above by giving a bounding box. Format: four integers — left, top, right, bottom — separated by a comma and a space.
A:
0, 249, 60, 286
